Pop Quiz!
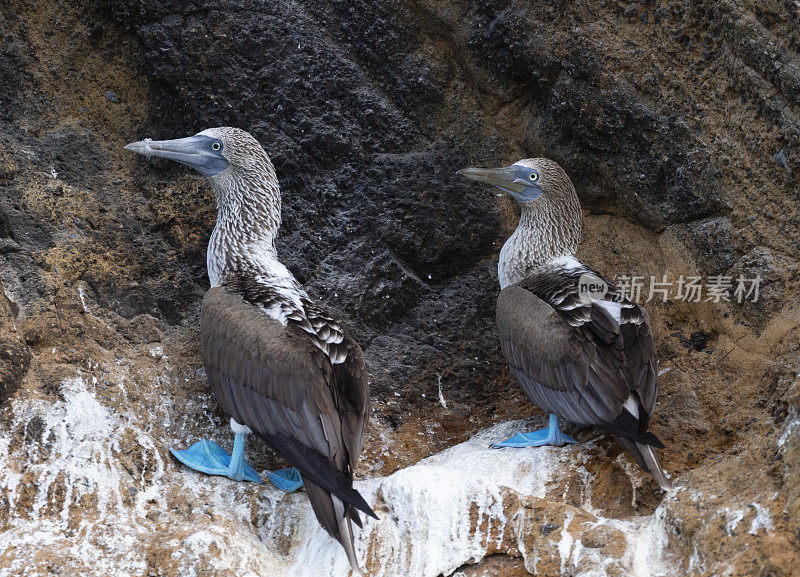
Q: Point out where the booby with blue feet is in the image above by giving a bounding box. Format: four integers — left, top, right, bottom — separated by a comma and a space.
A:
458, 158, 671, 490
126, 127, 376, 571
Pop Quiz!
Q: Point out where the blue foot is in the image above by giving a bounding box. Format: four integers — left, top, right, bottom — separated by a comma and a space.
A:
266, 467, 304, 492
492, 414, 578, 448
170, 434, 260, 483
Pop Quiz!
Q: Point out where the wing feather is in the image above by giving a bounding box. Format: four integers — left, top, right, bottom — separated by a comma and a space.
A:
200, 286, 375, 517
498, 264, 660, 446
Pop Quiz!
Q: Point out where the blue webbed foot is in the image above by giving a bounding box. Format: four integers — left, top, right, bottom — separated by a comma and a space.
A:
266, 467, 304, 492
492, 414, 578, 448
492, 429, 578, 447
170, 435, 261, 483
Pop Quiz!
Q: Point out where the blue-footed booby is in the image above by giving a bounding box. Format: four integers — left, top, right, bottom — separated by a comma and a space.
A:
125, 127, 377, 570
457, 159, 671, 490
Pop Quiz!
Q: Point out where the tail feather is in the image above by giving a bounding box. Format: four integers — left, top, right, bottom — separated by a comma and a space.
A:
638, 441, 672, 490
600, 413, 665, 448
615, 436, 672, 490
254, 431, 377, 519
333, 495, 362, 576
348, 505, 364, 529
304, 477, 364, 574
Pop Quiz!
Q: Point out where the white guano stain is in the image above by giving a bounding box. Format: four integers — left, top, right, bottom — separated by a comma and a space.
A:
724, 508, 746, 535
748, 503, 773, 535
0, 375, 289, 576
268, 423, 674, 577
1, 378, 676, 577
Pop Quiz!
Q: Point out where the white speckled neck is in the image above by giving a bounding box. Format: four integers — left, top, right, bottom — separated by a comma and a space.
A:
498, 194, 582, 288
206, 161, 299, 296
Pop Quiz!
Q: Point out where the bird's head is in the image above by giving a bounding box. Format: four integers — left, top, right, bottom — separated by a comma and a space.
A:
456, 158, 574, 206
124, 127, 269, 179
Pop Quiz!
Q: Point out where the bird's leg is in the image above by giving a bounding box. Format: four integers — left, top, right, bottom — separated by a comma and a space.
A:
225, 432, 305, 492
169, 418, 261, 484
492, 413, 578, 448
227, 422, 303, 491
226, 430, 252, 481
170, 419, 304, 491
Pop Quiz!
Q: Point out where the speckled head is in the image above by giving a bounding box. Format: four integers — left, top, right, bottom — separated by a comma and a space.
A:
195, 127, 273, 177
126, 127, 284, 284
458, 158, 583, 284
124, 126, 274, 181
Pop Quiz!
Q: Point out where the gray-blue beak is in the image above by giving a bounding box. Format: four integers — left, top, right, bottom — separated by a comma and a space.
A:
457, 165, 542, 202
124, 134, 229, 177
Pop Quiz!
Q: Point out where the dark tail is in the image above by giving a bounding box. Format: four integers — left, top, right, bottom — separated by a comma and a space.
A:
615, 436, 672, 490
256, 432, 377, 519
304, 477, 366, 575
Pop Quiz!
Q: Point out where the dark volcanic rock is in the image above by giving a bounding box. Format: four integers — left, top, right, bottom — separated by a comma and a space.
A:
0, 10, 28, 122
679, 216, 741, 276
0, 288, 30, 402
546, 75, 719, 230
99, 0, 756, 431
342, 145, 496, 284
35, 130, 111, 188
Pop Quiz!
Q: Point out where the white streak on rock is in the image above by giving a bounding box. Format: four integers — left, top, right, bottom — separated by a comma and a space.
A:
748, 503, 773, 535
558, 510, 575, 574
724, 508, 746, 535
260, 422, 674, 577
77, 282, 91, 313
437, 374, 447, 410
778, 412, 800, 448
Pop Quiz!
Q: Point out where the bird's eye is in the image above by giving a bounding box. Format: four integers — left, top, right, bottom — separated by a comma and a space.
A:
212, 142, 222, 151
529, 172, 539, 182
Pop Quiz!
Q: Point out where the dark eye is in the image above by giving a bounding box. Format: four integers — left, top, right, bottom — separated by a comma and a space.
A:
212, 141, 222, 151
529, 172, 539, 182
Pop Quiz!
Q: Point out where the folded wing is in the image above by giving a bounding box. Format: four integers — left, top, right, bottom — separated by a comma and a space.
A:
200, 286, 375, 517
497, 266, 660, 447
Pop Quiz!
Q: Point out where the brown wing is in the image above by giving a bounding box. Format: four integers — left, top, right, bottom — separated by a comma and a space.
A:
497, 267, 660, 446
332, 336, 369, 474
200, 286, 375, 517
299, 299, 370, 476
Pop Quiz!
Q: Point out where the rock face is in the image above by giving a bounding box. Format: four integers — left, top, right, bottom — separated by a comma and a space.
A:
1, 0, 799, 575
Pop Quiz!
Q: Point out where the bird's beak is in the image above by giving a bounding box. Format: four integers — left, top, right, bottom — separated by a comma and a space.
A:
124, 134, 229, 177
456, 166, 537, 201
456, 164, 542, 202
457, 166, 523, 191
